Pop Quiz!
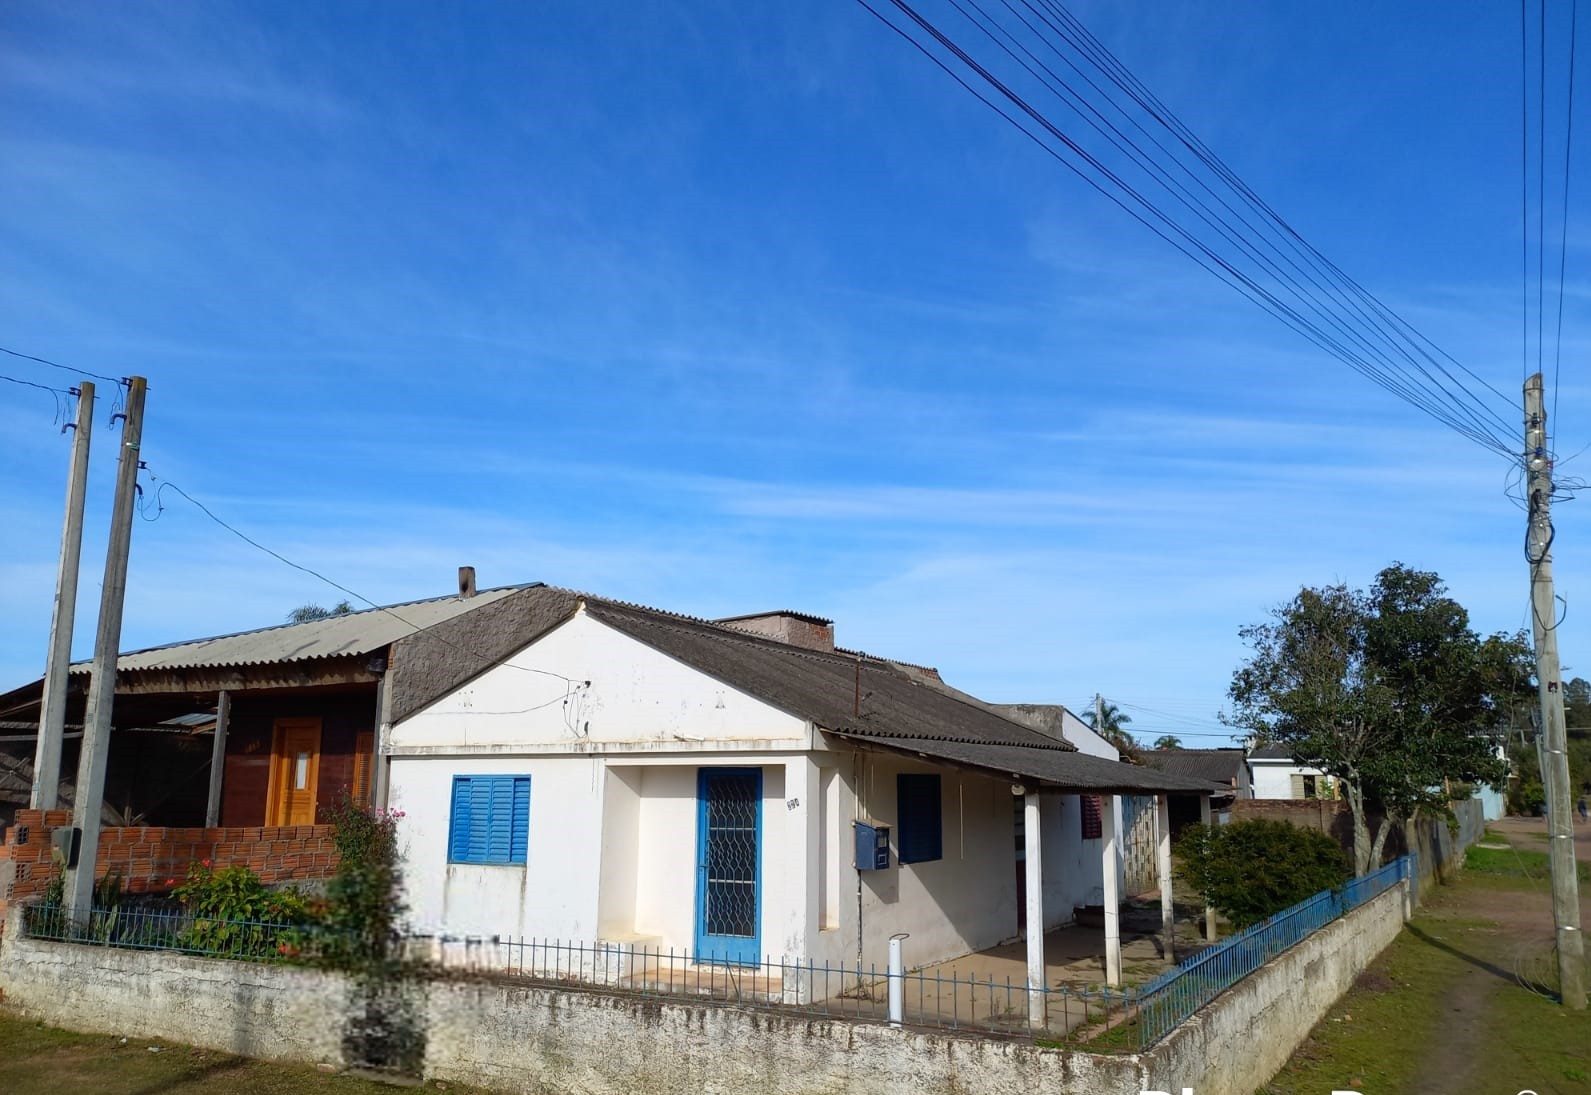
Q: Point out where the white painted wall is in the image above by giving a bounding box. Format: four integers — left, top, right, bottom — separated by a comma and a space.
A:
390, 754, 607, 941
1250, 760, 1327, 799
391, 609, 808, 754
807, 753, 1020, 971
391, 752, 817, 959
1056, 709, 1121, 760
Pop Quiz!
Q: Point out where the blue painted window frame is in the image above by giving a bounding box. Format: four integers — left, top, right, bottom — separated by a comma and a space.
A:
447, 774, 531, 865
896, 773, 943, 864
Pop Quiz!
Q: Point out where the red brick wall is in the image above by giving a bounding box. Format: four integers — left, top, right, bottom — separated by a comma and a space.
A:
0, 809, 337, 921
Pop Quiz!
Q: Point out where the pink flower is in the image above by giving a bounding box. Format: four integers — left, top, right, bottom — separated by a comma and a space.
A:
201, 859, 212, 868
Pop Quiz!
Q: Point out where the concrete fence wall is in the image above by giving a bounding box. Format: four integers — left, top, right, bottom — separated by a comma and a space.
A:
0, 809, 338, 921
0, 878, 1411, 1095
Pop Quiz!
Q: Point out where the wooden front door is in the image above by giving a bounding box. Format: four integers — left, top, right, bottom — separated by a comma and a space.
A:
267, 718, 322, 826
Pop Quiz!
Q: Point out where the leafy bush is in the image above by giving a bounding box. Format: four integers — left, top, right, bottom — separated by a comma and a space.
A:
320, 796, 407, 974
173, 860, 323, 958
1175, 820, 1349, 929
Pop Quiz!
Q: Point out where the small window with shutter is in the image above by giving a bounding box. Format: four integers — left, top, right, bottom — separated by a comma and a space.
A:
896, 773, 943, 864
448, 775, 531, 864
1081, 794, 1103, 840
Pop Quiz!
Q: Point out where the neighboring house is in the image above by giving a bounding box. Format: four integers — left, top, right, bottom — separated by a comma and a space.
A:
0, 571, 530, 829
380, 584, 1211, 974
1247, 744, 1333, 799
1139, 747, 1250, 831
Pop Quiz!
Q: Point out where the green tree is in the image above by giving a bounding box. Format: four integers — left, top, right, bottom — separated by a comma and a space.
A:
287, 600, 355, 624
1227, 564, 1531, 875
1153, 735, 1183, 750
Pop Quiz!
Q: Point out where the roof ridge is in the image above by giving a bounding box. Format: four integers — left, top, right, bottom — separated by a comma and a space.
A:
88, 583, 539, 663
582, 597, 1074, 752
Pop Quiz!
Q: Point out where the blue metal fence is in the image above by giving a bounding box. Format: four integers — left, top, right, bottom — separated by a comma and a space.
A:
1130, 852, 1414, 1047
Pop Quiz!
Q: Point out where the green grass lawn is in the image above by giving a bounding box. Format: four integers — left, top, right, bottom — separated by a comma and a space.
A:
0, 1011, 481, 1095
1465, 842, 1591, 882
1261, 853, 1591, 1095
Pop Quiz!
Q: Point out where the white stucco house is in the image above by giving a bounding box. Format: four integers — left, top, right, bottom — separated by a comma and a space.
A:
375, 582, 1214, 990
1246, 744, 1334, 799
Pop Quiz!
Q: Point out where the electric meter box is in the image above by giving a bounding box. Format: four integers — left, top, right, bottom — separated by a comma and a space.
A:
854, 819, 891, 871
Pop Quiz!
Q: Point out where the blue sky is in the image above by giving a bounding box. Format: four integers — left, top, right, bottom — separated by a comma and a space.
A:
1, 1, 1582, 745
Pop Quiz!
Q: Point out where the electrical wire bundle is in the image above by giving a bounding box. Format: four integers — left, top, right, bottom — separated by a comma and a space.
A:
857, 0, 1536, 461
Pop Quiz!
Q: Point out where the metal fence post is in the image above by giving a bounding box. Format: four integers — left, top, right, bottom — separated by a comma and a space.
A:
887, 933, 908, 1027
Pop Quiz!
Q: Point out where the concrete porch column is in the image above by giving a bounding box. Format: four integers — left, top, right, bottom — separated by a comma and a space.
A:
1156, 792, 1174, 965
783, 756, 820, 978
1022, 787, 1046, 1028
1102, 793, 1122, 986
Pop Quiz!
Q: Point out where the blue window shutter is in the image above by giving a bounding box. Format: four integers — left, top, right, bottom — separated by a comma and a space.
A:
510, 777, 531, 862
448, 777, 473, 862
449, 775, 532, 864
897, 773, 942, 864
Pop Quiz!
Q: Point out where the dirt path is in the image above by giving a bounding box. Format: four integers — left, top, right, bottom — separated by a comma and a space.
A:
1264, 818, 1591, 1095
1404, 879, 1560, 1095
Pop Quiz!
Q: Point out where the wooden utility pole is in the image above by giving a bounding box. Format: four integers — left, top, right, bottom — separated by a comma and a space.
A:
1523, 372, 1587, 1009
63, 376, 146, 924
31, 381, 95, 810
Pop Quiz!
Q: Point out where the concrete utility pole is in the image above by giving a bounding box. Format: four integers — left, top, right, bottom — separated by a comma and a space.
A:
63, 376, 146, 924
31, 381, 95, 810
1523, 372, 1587, 1009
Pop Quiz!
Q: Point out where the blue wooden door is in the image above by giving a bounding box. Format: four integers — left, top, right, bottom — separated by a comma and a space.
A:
694, 767, 762, 965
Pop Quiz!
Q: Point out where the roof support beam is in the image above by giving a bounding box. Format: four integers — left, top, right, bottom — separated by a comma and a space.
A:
104, 663, 379, 696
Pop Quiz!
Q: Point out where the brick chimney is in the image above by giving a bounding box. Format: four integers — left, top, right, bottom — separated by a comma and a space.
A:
716, 611, 834, 652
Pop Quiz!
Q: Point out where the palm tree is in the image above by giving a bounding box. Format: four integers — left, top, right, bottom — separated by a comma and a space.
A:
287, 600, 355, 624
1081, 696, 1138, 758
1153, 735, 1183, 750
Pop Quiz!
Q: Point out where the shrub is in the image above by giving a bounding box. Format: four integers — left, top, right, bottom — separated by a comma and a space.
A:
320, 796, 407, 974
173, 860, 323, 958
1175, 819, 1349, 929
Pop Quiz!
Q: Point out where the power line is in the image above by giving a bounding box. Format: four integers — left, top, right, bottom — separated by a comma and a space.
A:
1554, 0, 1579, 436
955, 0, 1518, 450
136, 467, 580, 687
0, 372, 74, 396
0, 344, 124, 388
856, 0, 1519, 458
1015, 0, 1519, 445
1525, 0, 1532, 387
